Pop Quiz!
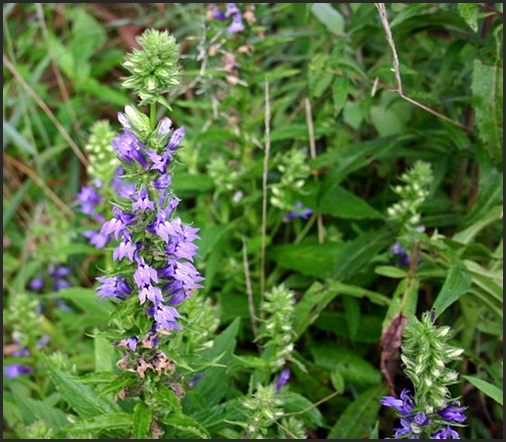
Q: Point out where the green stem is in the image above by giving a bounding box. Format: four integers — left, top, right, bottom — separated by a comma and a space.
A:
150, 104, 157, 129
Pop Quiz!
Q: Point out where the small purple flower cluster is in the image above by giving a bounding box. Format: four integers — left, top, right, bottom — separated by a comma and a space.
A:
381, 389, 466, 439
213, 3, 246, 34
29, 264, 71, 292
4, 336, 49, 380
95, 112, 204, 336
391, 226, 425, 267
76, 172, 136, 249
28, 264, 73, 311
275, 368, 291, 394
283, 201, 313, 221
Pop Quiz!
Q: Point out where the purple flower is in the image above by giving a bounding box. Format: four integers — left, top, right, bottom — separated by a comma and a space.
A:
153, 209, 179, 243
112, 130, 148, 169
138, 283, 164, 306
48, 264, 71, 279
275, 368, 291, 393
113, 233, 138, 262
225, 3, 240, 17
392, 241, 410, 266
430, 425, 460, 439
213, 3, 246, 34
12, 346, 30, 357
76, 185, 103, 216
392, 418, 413, 438
153, 175, 172, 191
213, 9, 227, 21
96, 275, 132, 301
437, 402, 467, 424
132, 188, 155, 211
120, 336, 138, 352
283, 201, 313, 221
133, 258, 158, 288
83, 230, 110, 249
28, 276, 45, 291
100, 206, 135, 240
152, 304, 183, 331
189, 373, 204, 388
5, 364, 33, 379
157, 117, 172, 137
228, 14, 245, 34
381, 389, 414, 416
57, 299, 74, 311
54, 279, 71, 291
413, 412, 429, 426
167, 126, 185, 151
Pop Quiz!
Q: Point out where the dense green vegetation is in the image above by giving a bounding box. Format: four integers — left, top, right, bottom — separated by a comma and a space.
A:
3, 3, 503, 439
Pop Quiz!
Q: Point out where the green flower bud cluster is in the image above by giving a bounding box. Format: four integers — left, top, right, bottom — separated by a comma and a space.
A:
84, 120, 119, 185
208, 156, 241, 196
277, 416, 307, 439
242, 383, 284, 439
25, 420, 54, 439
122, 29, 182, 106
257, 284, 296, 370
401, 311, 464, 411
270, 149, 311, 212
178, 291, 220, 352
386, 160, 433, 231
8, 293, 44, 349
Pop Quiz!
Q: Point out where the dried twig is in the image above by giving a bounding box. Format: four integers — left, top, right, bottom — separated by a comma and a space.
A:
260, 79, 271, 303
304, 97, 324, 244
375, 3, 403, 95
3, 53, 88, 166
242, 238, 258, 338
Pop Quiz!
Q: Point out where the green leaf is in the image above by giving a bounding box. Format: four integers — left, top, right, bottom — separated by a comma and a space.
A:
310, 345, 382, 387
3, 180, 33, 227
343, 296, 361, 340
63, 413, 133, 434
462, 375, 503, 406
370, 105, 404, 137
342, 101, 363, 129
94, 328, 116, 372
10, 386, 69, 429
457, 3, 479, 32
330, 370, 345, 394
293, 282, 339, 338
318, 185, 384, 219
270, 242, 344, 279
433, 262, 472, 317
133, 402, 152, 439
332, 228, 392, 281
172, 173, 214, 198
42, 288, 112, 323
382, 278, 420, 330
332, 76, 350, 113
98, 372, 138, 397
325, 280, 390, 306
78, 77, 130, 106
278, 391, 326, 428
45, 356, 121, 419
471, 59, 503, 168
3, 120, 37, 155
453, 205, 503, 245
327, 384, 387, 439
315, 311, 384, 344
161, 413, 210, 439
191, 318, 240, 407
374, 265, 409, 279
311, 3, 345, 34
152, 384, 183, 414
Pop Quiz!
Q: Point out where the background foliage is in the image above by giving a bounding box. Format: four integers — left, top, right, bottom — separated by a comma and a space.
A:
3, 3, 503, 439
